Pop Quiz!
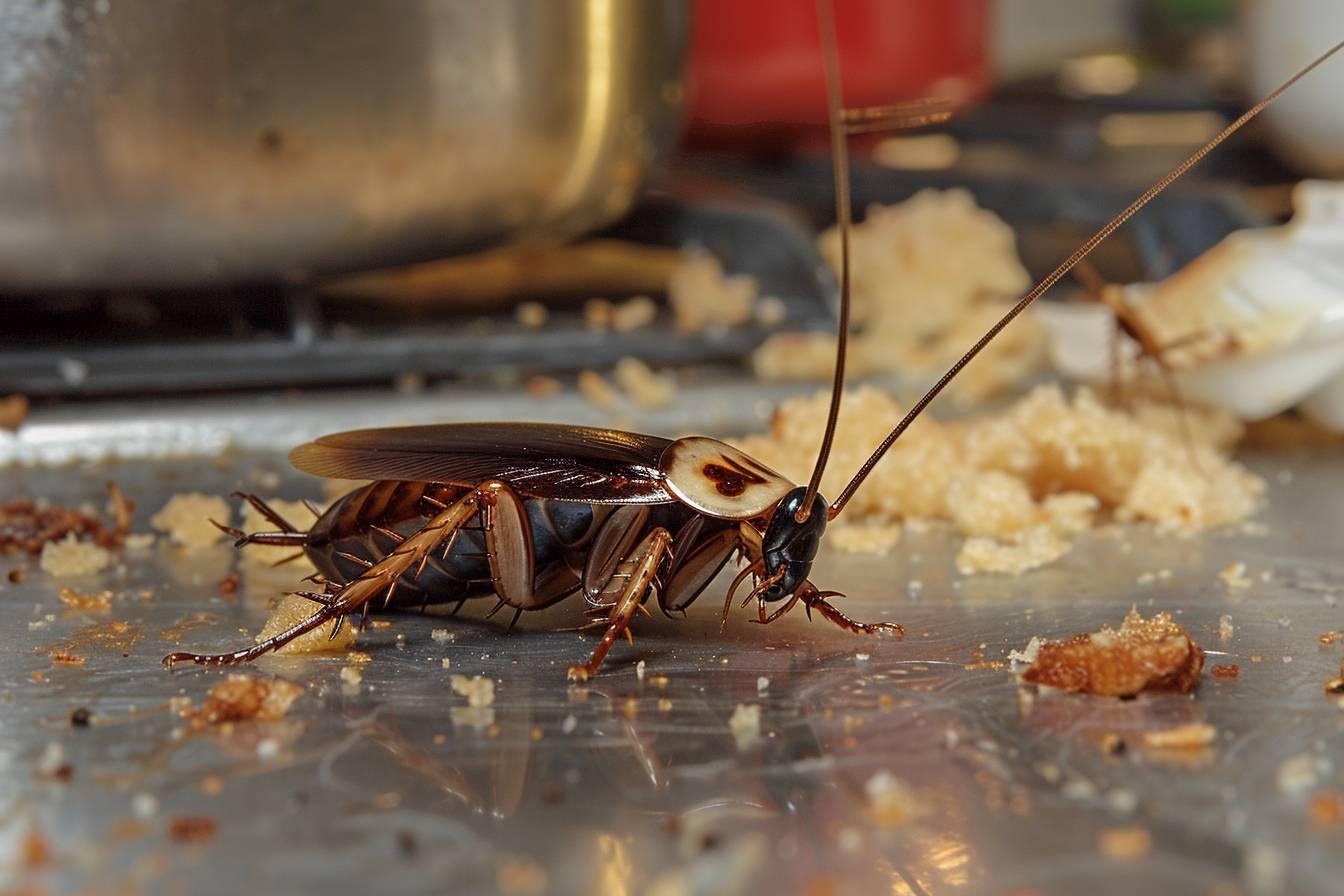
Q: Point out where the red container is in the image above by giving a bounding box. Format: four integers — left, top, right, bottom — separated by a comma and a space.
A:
686, 0, 989, 142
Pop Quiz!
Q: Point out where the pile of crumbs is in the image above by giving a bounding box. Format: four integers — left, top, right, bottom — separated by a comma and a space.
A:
1018, 608, 1204, 697
0, 483, 134, 556
254, 594, 356, 655
180, 674, 303, 726
752, 189, 1047, 404
39, 534, 112, 577
735, 383, 1261, 575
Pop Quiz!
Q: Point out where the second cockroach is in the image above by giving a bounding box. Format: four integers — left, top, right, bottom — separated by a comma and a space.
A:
165, 10, 1343, 681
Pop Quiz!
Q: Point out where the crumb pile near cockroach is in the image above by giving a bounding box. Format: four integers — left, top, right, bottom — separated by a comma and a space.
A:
752, 189, 1049, 404
736, 383, 1262, 574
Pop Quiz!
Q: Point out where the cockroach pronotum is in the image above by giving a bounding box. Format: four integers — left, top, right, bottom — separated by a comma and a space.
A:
164, 9, 1343, 682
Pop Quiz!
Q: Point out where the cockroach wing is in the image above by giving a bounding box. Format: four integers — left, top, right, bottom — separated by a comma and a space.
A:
660, 437, 795, 520
289, 423, 676, 504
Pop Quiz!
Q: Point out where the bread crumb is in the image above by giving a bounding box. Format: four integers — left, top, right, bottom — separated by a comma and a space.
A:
578, 370, 619, 411
57, 587, 112, 611
1219, 562, 1253, 589
610, 295, 658, 332
864, 770, 924, 826
339, 665, 363, 689
0, 393, 29, 431
668, 251, 757, 333
613, 358, 677, 410
1212, 663, 1239, 679
728, 703, 762, 749
40, 533, 112, 577
1142, 722, 1217, 750
514, 301, 548, 329
450, 675, 495, 708
255, 593, 356, 655
1008, 637, 1041, 666
181, 674, 303, 726
1021, 608, 1204, 696
1219, 614, 1235, 641
151, 493, 232, 549
1098, 826, 1152, 860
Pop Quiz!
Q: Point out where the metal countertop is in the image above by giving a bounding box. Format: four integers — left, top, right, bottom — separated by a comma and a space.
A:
1, 387, 1342, 896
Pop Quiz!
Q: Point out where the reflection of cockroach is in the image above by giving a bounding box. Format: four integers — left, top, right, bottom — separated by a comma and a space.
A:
165, 8, 1342, 681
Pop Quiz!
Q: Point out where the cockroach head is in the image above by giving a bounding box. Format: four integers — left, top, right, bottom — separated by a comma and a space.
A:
759, 487, 828, 602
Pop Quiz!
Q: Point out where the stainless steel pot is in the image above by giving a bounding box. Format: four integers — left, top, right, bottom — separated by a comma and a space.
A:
0, 1, 688, 290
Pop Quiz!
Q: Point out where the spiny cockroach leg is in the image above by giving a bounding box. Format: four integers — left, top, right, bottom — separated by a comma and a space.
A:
210, 519, 247, 540
506, 608, 523, 634
336, 550, 373, 569
372, 525, 404, 543
381, 581, 399, 610
231, 491, 302, 533
485, 598, 507, 620
567, 528, 672, 682
801, 588, 903, 638
301, 499, 323, 519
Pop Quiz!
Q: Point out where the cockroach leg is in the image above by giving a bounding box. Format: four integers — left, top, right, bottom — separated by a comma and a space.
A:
567, 528, 672, 682
301, 499, 324, 519
231, 491, 302, 533
800, 587, 903, 638
164, 485, 485, 667
505, 608, 523, 634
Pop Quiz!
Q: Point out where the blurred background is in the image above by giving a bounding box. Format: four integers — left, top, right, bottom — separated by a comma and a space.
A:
0, 0, 1337, 419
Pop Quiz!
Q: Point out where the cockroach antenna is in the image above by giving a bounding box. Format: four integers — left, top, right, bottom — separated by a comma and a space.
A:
826, 38, 1344, 521
795, 0, 853, 524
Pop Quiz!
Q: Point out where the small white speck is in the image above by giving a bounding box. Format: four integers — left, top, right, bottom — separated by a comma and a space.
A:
57, 358, 88, 386
1277, 617, 1291, 629
1106, 788, 1138, 815
855, 653, 870, 662
431, 629, 454, 643
1283, 656, 1293, 664
561, 714, 577, 734
256, 738, 280, 760
36, 742, 64, 777
907, 580, 923, 598
132, 793, 158, 818
756, 676, 770, 694
635, 660, 646, 681
440, 658, 451, 669
1327, 594, 1339, 608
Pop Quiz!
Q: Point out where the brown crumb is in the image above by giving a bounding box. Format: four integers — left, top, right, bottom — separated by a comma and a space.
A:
217, 574, 240, 595
1324, 678, 1344, 696
8, 566, 26, 583
0, 393, 29, 431
1142, 722, 1217, 750
1320, 631, 1344, 645
1308, 792, 1344, 827
1021, 608, 1204, 696
50, 651, 87, 666
1211, 663, 1239, 679
58, 587, 113, 611
180, 674, 303, 726
200, 775, 224, 797
69, 706, 92, 727
167, 815, 217, 845
1098, 826, 1152, 860
19, 826, 52, 870
0, 482, 134, 555
1099, 733, 1126, 755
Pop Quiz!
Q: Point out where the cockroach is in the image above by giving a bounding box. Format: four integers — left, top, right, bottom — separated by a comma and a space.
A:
164, 9, 1343, 682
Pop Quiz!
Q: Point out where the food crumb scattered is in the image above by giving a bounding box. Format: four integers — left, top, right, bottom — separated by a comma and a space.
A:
20, 826, 51, 871
757, 676, 770, 694
40, 533, 112, 577
1098, 826, 1152, 860
255, 593, 356, 655
0, 393, 29, 431
1142, 723, 1217, 750
577, 369, 619, 411
35, 742, 70, 781
431, 628, 454, 643
514, 301, 549, 330
1008, 637, 1042, 666
1219, 614, 1235, 642
1212, 663, 1240, 679
181, 674, 303, 726
1219, 562, 1253, 589
728, 703, 762, 749
132, 793, 158, 818
613, 357, 677, 410
69, 706, 92, 727
497, 859, 548, 896
1308, 792, 1344, 827
668, 250, 757, 333
167, 815, 217, 845
1021, 608, 1204, 697
151, 493, 232, 549
339, 665, 363, 689
450, 675, 496, 708
1276, 753, 1327, 796
561, 714, 577, 734
58, 587, 112, 611
635, 660, 646, 681
864, 770, 925, 826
